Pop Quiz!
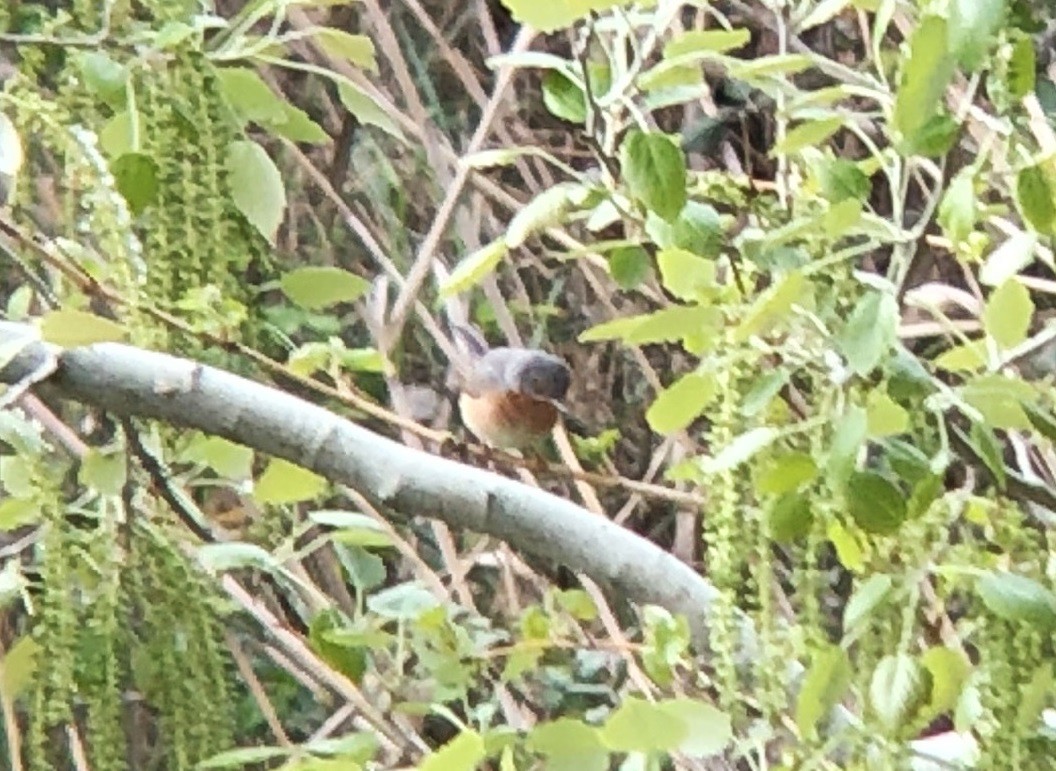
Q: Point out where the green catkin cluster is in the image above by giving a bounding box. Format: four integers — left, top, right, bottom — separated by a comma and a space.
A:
73, 505, 128, 771
26, 497, 82, 771
127, 524, 234, 769
703, 360, 748, 715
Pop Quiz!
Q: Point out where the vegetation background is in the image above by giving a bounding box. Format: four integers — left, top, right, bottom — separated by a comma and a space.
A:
0, 0, 1055, 769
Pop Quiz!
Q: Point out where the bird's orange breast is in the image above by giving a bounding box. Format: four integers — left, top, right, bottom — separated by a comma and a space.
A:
459, 390, 559, 449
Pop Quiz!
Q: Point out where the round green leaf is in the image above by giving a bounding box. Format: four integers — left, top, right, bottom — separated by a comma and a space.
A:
254, 458, 327, 505
607, 245, 652, 289
601, 696, 687, 754
984, 278, 1034, 349
846, 471, 906, 535
620, 130, 687, 222
281, 266, 370, 310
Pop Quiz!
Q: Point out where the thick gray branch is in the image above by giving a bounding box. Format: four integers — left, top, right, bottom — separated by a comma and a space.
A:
0, 323, 717, 647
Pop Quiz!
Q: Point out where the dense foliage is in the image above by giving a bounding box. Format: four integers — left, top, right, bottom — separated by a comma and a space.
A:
0, 0, 1055, 769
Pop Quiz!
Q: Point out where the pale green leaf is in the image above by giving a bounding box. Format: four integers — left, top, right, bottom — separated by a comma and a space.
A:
948, 0, 1007, 70
893, 16, 956, 146
40, 309, 126, 347
439, 239, 508, 298
315, 28, 377, 71
227, 140, 286, 243
702, 427, 779, 473
771, 117, 844, 156
336, 81, 406, 142
984, 278, 1033, 349
796, 644, 852, 739
281, 266, 370, 310
254, 458, 327, 504
869, 654, 928, 731
977, 571, 1056, 626
646, 373, 718, 434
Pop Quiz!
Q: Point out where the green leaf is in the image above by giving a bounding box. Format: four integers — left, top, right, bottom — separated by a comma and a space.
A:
254, 458, 327, 504
826, 404, 867, 485
769, 491, 813, 542
197, 542, 280, 573
948, 0, 1007, 70
837, 291, 898, 375
869, 653, 929, 731
271, 103, 330, 144
579, 304, 719, 345
498, 0, 632, 33
506, 182, 581, 247
893, 16, 957, 147
311, 510, 393, 549
646, 373, 719, 434
741, 369, 790, 417
960, 374, 1035, 429
620, 130, 687, 222
843, 574, 894, 635
601, 696, 687, 753
656, 698, 732, 758
1016, 162, 1056, 236
846, 471, 906, 535
646, 201, 723, 256
336, 81, 406, 142
980, 229, 1037, 286
309, 608, 368, 683
79, 450, 127, 497
663, 28, 751, 58
921, 647, 971, 718
866, 390, 910, 438
98, 111, 135, 158
984, 278, 1033, 349
1016, 663, 1053, 731
902, 112, 960, 157
607, 245, 652, 289
439, 239, 508, 298
218, 67, 289, 128
227, 140, 287, 243
702, 427, 779, 473
315, 28, 377, 71
527, 718, 608, 771
181, 436, 254, 479
937, 167, 977, 245
1007, 33, 1036, 99
816, 158, 870, 203
757, 452, 817, 495
796, 644, 852, 739
40, 309, 126, 347
933, 341, 987, 372
76, 51, 127, 106
977, 571, 1056, 626
542, 70, 587, 123
110, 153, 158, 214
281, 266, 370, 310
828, 520, 864, 571
734, 270, 807, 342
419, 730, 486, 771
656, 248, 714, 301
366, 582, 442, 621
771, 117, 843, 156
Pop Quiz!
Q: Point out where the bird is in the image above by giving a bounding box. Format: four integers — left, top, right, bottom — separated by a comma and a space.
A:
452, 325, 572, 450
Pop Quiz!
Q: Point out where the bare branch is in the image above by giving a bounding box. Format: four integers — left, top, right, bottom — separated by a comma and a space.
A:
0, 322, 718, 648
